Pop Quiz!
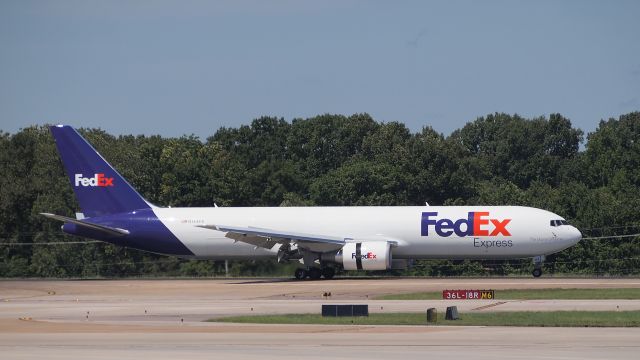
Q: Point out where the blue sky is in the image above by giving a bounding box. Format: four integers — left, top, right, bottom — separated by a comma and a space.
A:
1, 0, 639, 138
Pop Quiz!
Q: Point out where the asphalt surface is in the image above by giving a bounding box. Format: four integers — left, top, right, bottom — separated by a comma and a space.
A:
1, 278, 639, 359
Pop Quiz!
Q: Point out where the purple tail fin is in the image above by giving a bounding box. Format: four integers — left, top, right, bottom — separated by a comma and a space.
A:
50, 125, 151, 218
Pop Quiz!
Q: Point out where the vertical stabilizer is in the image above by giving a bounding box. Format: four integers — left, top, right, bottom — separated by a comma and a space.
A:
50, 125, 151, 218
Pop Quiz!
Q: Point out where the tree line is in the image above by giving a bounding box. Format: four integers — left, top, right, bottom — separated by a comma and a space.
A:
1, 111, 639, 277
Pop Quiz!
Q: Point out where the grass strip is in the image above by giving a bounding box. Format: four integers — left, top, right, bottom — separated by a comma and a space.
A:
375, 288, 640, 300
209, 311, 640, 327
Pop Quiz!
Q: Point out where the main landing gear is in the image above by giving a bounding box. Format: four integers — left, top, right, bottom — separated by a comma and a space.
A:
291, 247, 336, 280
532, 255, 545, 278
294, 267, 335, 280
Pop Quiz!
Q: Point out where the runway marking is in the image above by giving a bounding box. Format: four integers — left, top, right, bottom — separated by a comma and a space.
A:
472, 302, 508, 311
0, 289, 58, 302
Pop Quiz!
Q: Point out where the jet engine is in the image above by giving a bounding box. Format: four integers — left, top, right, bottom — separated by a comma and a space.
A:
324, 242, 392, 270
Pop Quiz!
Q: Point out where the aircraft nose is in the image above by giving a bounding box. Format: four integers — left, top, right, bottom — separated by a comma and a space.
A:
567, 226, 582, 245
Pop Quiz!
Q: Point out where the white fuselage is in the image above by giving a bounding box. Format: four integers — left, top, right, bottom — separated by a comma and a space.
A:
153, 205, 582, 260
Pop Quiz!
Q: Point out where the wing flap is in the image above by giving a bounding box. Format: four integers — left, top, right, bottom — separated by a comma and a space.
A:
197, 224, 346, 251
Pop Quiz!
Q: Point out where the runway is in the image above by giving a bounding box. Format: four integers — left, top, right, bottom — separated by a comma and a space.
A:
1, 278, 640, 359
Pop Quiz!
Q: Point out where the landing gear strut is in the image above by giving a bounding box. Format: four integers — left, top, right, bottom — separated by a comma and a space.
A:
532, 255, 545, 278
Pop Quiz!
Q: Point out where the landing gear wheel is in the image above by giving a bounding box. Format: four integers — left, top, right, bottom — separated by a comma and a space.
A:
321, 267, 335, 280
308, 267, 322, 280
532, 268, 542, 278
294, 268, 307, 280
532, 255, 545, 278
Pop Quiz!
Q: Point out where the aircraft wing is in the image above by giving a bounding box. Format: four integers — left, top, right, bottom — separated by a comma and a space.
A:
40, 213, 130, 237
197, 224, 346, 252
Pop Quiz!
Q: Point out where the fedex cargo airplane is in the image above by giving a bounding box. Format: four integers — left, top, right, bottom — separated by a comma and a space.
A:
42, 125, 582, 279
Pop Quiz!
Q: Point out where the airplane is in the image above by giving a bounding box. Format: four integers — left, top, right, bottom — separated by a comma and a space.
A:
41, 125, 582, 279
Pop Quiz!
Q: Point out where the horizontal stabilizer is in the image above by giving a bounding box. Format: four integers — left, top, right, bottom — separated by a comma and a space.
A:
40, 213, 130, 237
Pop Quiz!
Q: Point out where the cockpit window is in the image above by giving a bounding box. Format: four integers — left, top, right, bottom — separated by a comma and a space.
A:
550, 219, 569, 227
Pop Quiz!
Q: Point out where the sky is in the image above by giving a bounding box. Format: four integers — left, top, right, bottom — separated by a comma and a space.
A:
1, 0, 639, 138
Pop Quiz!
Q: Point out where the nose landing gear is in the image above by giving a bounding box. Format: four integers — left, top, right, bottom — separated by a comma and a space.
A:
532, 255, 545, 278
532, 268, 542, 278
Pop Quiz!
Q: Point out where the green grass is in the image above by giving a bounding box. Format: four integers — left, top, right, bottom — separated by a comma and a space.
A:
209, 311, 640, 327
375, 288, 640, 300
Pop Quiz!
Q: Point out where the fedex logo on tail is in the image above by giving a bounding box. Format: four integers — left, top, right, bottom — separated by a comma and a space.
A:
421, 211, 511, 237
74, 173, 114, 187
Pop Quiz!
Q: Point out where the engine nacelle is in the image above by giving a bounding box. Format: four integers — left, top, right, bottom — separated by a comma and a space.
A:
331, 242, 392, 271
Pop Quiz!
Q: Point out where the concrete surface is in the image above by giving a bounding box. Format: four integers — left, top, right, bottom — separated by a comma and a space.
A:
1, 278, 639, 359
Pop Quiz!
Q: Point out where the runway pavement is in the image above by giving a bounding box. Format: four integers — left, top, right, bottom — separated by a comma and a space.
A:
1, 278, 639, 359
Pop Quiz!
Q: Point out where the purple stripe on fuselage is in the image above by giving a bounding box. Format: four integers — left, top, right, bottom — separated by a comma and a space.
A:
62, 209, 193, 256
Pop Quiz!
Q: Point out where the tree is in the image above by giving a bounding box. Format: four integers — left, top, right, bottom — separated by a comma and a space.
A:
1, 112, 639, 277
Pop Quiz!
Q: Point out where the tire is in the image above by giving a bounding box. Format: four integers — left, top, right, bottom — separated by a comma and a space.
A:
322, 267, 335, 280
532, 268, 542, 278
308, 267, 322, 280
294, 268, 307, 280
